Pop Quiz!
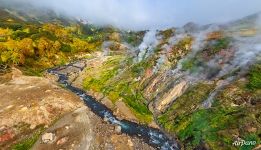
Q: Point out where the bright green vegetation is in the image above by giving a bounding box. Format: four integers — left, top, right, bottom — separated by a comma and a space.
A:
83, 56, 122, 92
158, 83, 214, 132
181, 58, 201, 73
181, 37, 231, 73
247, 63, 261, 90
209, 37, 230, 54
82, 33, 196, 124
158, 80, 261, 150
83, 56, 153, 123
122, 31, 145, 47
159, 29, 174, 40
11, 127, 44, 150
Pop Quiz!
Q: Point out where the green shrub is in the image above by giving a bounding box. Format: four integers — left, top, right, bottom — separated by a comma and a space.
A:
31, 31, 57, 41
182, 59, 195, 71
60, 43, 72, 52
11, 128, 44, 150
12, 31, 31, 40
211, 37, 230, 54
247, 64, 261, 90
0, 23, 23, 31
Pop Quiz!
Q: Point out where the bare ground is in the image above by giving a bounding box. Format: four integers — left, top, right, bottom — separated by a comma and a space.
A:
0, 66, 154, 150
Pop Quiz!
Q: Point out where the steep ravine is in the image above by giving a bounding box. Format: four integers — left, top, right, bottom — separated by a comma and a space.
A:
47, 60, 181, 150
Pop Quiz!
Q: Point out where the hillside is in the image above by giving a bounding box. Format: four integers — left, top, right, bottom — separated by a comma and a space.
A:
0, 5, 260, 150
80, 15, 261, 150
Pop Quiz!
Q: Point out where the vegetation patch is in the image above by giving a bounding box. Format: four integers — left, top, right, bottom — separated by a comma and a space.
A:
158, 80, 261, 150
247, 63, 261, 90
83, 56, 153, 123
11, 127, 44, 150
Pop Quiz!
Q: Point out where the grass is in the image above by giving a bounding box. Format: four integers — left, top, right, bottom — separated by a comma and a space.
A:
119, 83, 152, 123
11, 127, 44, 150
83, 56, 153, 123
19, 66, 44, 76
83, 56, 122, 92
181, 58, 202, 73
158, 80, 261, 150
247, 64, 261, 90
209, 37, 231, 55
158, 83, 214, 132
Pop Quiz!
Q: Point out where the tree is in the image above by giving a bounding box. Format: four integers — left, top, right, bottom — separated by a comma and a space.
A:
18, 38, 34, 57
72, 38, 90, 52
52, 41, 61, 52
37, 37, 52, 57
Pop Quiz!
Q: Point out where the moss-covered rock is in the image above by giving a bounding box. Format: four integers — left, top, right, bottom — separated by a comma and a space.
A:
158, 80, 261, 150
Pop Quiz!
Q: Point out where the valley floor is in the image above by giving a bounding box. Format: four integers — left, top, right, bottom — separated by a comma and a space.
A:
0, 65, 153, 150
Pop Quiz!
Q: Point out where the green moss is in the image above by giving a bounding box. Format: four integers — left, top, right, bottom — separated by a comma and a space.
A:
120, 83, 152, 123
11, 127, 44, 150
0, 22, 23, 31
159, 29, 174, 40
83, 63, 119, 92
158, 80, 261, 150
247, 64, 261, 90
158, 83, 214, 123
181, 58, 202, 72
122, 31, 145, 47
12, 31, 32, 40
60, 43, 72, 52
83, 56, 153, 123
207, 37, 231, 55
19, 66, 43, 76
130, 59, 154, 77
239, 134, 260, 150
31, 31, 57, 41
179, 108, 240, 148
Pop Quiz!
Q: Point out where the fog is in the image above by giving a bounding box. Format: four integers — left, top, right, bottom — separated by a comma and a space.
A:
1, 0, 261, 30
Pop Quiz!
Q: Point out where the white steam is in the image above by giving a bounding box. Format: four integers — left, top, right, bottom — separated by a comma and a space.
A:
153, 55, 167, 74
136, 30, 160, 62
1, 0, 261, 30
218, 35, 261, 77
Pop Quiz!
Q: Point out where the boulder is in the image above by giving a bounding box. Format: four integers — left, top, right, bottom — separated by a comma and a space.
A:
42, 132, 56, 144
115, 125, 121, 134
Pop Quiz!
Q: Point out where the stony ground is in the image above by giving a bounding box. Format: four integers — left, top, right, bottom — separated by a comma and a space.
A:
0, 64, 154, 150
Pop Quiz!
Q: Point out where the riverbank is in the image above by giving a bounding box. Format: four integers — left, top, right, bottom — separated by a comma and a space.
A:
48, 60, 180, 149
0, 66, 154, 149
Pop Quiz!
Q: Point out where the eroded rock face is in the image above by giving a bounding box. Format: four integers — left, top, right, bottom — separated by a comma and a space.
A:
154, 80, 188, 112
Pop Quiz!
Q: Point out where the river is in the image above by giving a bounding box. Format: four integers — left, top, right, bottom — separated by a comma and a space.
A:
47, 62, 180, 150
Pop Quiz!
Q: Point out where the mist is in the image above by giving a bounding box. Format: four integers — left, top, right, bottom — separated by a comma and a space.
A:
1, 0, 261, 30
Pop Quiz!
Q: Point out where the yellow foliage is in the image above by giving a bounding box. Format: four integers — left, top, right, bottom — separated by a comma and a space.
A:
43, 23, 70, 41
72, 38, 90, 52
1, 39, 28, 64
38, 38, 52, 57
4, 39, 18, 51
19, 38, 34, 56
0, 28, 13, 37
52, 41, 61, 51
0, 43, 6, 52
22, 28, 30, 33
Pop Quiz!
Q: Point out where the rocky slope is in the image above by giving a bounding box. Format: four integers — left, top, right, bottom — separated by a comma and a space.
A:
0, 63, 154, 150
0, 67, 82, 149
80, 14, 261, 149
0, 5, 260, 150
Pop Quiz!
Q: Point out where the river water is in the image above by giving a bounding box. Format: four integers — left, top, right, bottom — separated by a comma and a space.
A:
48, 63, 180, 150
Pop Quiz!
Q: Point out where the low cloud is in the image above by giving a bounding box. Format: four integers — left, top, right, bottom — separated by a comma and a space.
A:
1, 0, 261, 30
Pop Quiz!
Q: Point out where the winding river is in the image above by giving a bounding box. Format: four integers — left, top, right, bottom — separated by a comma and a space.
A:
47, 62, 180, 150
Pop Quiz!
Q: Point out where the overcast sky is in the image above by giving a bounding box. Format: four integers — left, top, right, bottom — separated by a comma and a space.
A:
2, 0, 261, 30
